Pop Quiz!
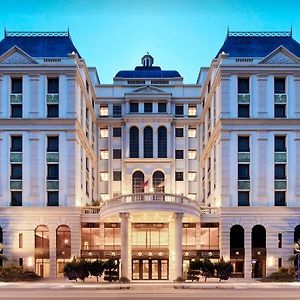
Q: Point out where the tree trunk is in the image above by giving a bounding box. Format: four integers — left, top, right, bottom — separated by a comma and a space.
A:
298, 255, 300, 282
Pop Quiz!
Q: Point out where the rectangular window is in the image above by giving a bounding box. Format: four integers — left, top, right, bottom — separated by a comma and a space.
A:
158, 103, 167, 113
113, 127, 122, 137
275, 136, 286, 152
144, 103, 153, 113
11, 78, 22, 94
188, 172, 197, 182
175, 128, 184, 137
188, 105, 197, 117
274, 78, 285, 94
47, 104, 59, 118
274, 104, 286, 118
19, 258, 23, 267
47, 191, 59, 206
278, 258, 282, 268
100, 105, 108, 117
175, 172, 184, 181
11, 136, 22, 152
47, 78, 59, 94
47, 136, 59, 152
47, 164, 59, 180
113, 171, 122, 181
100, 172, 109, 182
175, 105, 184, 116
19, 233, 23, 248
100, 128, 108, 138
113, 105, 122, 117
238, 104, 250, 118
275, 191, 286, 206
278, 233, 282, 248
130, 103, 139, 113
100, 150, 109, 160
113, 149, 122, 159
275, 164, 286, 180
238, 191, 250, 206
238, 77, 249, 94
11, 191, 22, 206
238, 164, 250, 180
175, 150, 184, 159
11, 104, 22, 118
188, 150, 197, 160
238, 136, 250, 152
11, 164, 22, 179
188, 127, 197, 138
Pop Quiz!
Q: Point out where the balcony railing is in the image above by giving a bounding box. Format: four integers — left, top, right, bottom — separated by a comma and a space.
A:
47, 93, 59, 104
274, 94, 287, 103
274, 152, 287, 163
10, 94, 22, 103
238, 93, 250, 103
101, 192, 200, 209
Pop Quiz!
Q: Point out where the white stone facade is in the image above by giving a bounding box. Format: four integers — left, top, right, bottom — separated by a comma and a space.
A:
0, 30, 300, 280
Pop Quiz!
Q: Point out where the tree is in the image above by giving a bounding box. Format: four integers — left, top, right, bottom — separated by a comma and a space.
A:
76, 259, 90, 282
289, 239, 300, 281
103, 258, 119, 282
0, 243, 8, 264
215, 257, 233, 282
187, 258, 202, 281
64, 259, 78, 281
89, 259, 104, 282
201, 257, 215, 282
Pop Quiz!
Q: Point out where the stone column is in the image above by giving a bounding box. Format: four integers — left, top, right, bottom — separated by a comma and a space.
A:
174, 212, 183, 279
49, 227, 57, 279
244, 229, 252, 279
120, 212, 129, 278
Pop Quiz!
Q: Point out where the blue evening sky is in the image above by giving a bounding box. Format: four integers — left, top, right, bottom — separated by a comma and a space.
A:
1, 0, 300, 83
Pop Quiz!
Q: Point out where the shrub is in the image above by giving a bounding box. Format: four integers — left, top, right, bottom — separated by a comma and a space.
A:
0, 264, 40, 282
263, 267, 296, 282
64, 260, 78, 281
173, 276, 185, 283
103, 258, 119, 282
118, 276, 130, 283
187, 259, 202, 281
89, 260, 104, 282
76, 259, 90, 282
215, 257, 233, 282
202, 257, 215, 282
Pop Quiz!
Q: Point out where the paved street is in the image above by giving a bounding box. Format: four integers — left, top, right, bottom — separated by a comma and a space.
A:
0, 288, 300, 300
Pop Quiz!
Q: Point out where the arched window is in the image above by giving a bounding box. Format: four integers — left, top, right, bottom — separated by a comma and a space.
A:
158, 126, 167, 158
56, 225, 71, 259
294, 225, 300, 243
144, 127, 153, 158
132, 171, 144, 194
252, 225, 266, 248
230, 225, 244, 249
130, 127, 139, 158
0, 227, 3, 267
153, 171, 165, 193
35, 225, 50, 277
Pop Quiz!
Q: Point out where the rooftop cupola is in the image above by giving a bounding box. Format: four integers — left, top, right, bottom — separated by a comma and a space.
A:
141, 53, 154, 67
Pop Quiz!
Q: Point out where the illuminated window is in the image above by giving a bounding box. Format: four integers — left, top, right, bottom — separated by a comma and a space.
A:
188, 193, 196, 200
100, 150, 108, 160
188, 172, 197, 182
100, 128, 108, 138
100, 172, 109, 182
100, 194, 109, 201
188, 150, 197, 160
188, 127, 197, 138
188, 105, 197, 117
100, 105, 108, 117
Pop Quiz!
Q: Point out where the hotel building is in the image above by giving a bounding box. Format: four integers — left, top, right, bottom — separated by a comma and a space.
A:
0, 30, 299, 280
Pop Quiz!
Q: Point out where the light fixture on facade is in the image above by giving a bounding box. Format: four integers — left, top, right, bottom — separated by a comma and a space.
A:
257, 251, 261, 255
235, 251, 240, 255
138, 252, 142, 256
208, 252, 213, 257
111, 252, 115, 256
185, 252, 190, 257
158, 252, 163, 256
64, 239, 69, 245
148, 252, 152, 257
88, 252, 92, 257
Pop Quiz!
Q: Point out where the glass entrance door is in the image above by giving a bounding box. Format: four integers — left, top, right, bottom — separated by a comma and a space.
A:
132, 259, 168, 280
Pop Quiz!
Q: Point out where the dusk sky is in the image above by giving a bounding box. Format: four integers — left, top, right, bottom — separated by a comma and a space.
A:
1, 0, 300, 83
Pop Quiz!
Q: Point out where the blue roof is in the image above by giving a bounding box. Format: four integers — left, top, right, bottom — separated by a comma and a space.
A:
216, 33, 300, 58
115, 66, 181, 78
0, 33, 81, 58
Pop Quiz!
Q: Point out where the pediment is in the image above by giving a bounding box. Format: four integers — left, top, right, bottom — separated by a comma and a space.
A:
0, 46, 37, 64
260, 46, 300, 64
131, 85, 166, 94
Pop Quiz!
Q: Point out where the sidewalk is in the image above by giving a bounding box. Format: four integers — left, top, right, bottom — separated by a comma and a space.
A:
1, 278, 300, 290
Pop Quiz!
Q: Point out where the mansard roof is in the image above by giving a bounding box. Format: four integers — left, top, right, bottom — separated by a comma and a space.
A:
115, 66, 181, 78
0, 31, 81, 58
216, 31, 300, 58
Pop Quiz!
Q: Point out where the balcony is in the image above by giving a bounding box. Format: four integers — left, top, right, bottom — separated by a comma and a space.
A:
47, 180, 59, 190
10, 94, 22, 103
238, 93, 250, 103
274, 152, 287, 163
46, 152, 59, 163
47, 93, 59, 104
274, 180, 287, 190
238, 180, 250, 190
10, 180, 22, 190
274, 94, 287, 104
10, 152, 22, 163
238, 152, 250, 163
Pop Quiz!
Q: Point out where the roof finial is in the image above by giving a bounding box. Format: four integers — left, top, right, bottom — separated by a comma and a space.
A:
4, 26, 6, 38
67, 26, 70, 37
291, 25, 293, 37
227, 26, 229, 37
